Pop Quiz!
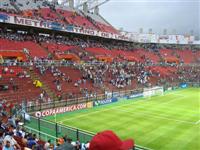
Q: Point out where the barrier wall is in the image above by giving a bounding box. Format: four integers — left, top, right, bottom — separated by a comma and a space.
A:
34, 103, 88, 117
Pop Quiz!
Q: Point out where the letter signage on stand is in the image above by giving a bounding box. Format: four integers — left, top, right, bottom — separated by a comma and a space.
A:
35, 103, 87, 117
0, 13, 198, 44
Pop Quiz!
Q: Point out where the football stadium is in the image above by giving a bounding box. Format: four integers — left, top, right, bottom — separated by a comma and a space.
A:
0, 0, 199, 150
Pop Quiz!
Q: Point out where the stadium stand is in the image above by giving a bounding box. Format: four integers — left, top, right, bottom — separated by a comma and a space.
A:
176, 49, 195, 64
0, 66, 42, 103
0, 0, 119, 34
0, 1, 199, 150
0, 39, 48, 58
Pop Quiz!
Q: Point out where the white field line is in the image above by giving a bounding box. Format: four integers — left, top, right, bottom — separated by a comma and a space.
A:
195, 120, 200, 124
147, 95, 187, 106
163, 93, 185, 97
58, 99, 197, 125
59, 95, 193, 123
57, 96, 177, 123
59, 106, 196, 125
134, 96, 198, 115
163, 90, 188, 96
117, 108, 196, 125
58, 93, 198, 125
57, 103, 129, 123
129, 103, 198, 115
148, 96, 200, 114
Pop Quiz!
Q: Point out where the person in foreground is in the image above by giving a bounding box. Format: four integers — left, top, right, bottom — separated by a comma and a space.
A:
89, 130, 134, 150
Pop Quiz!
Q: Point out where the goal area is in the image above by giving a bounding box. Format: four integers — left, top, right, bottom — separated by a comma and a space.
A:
143, 86, 164, 98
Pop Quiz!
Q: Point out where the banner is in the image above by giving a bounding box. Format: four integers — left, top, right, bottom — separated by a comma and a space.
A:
0, 13, 198, 44
13, 16, 50, 29
35, 103, 87, 117
3, 14, 129, 41
179, 83, 188, 88
127, 93, 143, 99
93, 97, 118, 107
51, 22, 63, 31
72, 27, 129, 41
0, 13, 10, 23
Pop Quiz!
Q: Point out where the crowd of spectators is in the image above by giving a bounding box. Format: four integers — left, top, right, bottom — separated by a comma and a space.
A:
33, 56, 96, 100
0, 29, 199, 91
1, 29, 199, 55
176, 65, 200, 83
0, 29, 199, 95
108, 62, 149, 88
0, 65, 30, 92
81, 62, 151, 89
0, 29, 199, 96
0, 101, 92, 150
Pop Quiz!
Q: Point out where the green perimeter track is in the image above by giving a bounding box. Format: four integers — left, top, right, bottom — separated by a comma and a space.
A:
28, 88, 200, 150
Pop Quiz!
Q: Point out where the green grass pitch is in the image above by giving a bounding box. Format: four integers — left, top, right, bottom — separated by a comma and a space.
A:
43, 88, 199, 150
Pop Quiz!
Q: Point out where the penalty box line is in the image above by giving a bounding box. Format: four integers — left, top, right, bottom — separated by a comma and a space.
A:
57, 99, 159, 123
57, 94, 197, 125
58, 103, 197, 125
57, 101, 137, 123
57, 96, 197, 125
117, 108, 197, 125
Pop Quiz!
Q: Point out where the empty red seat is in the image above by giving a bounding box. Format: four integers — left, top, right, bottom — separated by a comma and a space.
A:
0, 39, 48, 57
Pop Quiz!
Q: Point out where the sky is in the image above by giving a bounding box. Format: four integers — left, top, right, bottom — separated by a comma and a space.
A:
98, 0, 200, 37
55, 0, 199, 37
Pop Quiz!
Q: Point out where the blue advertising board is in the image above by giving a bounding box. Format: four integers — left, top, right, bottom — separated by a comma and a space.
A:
179, 83, 188, 88
50, 22, 62, 31
127, 93, 143, 99
93, 97, 118, 107
112, 92, 120, 98
0, 13, 10, 22
66, 25, 74, 32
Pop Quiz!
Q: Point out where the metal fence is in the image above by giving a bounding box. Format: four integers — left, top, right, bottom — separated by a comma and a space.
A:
24, 116, 150, 150
23, 126, 58, 146
25, 88, 144, 113
24, 116, 94, 144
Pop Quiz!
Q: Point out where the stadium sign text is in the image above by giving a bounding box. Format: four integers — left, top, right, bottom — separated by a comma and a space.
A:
1, 14, 129, 41
93, 97, 118, 106
0, 13, 197, 44
94, 99, 112, 106
14, 16, 50, 28
35, 103, 87, 117
73, 27, 128, 41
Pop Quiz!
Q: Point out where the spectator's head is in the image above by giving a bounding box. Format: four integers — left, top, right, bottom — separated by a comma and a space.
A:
33, 134, 37, 139
89, 130, 134, 150
5, 140, 11, 148
6, 131, 14, 137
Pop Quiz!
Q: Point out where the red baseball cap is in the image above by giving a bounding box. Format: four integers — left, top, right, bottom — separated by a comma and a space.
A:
89, 130, 134, 150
